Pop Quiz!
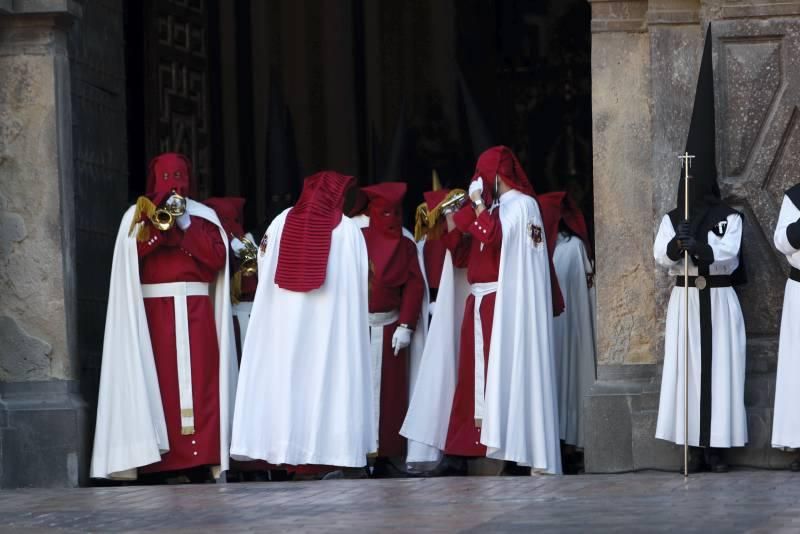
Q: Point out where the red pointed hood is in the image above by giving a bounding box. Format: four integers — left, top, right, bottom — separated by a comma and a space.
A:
538, 192, 593, 259
146, 153, 194, 198
472, 145, 535, 201
205, 197, 246, 239
362, 182, 407, 239
275, 171, 356, 292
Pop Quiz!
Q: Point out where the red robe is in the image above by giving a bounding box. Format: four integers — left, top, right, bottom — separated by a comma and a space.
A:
444, 206, 502, 457
362, 228, 425, 457
424, 231, 463, 306
136, 219, 227, 473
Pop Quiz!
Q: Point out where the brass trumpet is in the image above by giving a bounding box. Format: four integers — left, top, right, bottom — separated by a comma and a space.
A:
438, 190, 468, 216
237, 236, 259, 277
151, 191, 187, 231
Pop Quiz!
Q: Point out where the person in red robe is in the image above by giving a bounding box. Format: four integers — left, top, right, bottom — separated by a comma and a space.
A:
415, 188, 465, 307
204, 197, 258, 360
441, 146, 563, 475
135, 154, 227, 480
361, 182, 425, 476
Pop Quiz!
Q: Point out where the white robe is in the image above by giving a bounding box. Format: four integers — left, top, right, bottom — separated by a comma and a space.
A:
552, 233, 597, 448
653, 213, 747, 448
772, 195, 800, 448
91, 200, 238, 479
401, 247, 470, 462
230, 210, 375, 467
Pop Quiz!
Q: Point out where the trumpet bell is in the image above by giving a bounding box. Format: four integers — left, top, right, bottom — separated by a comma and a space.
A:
149, 191, 186, 231
237, 235, 259, 277
240, 257, 258, 277
151, 209, 174, 231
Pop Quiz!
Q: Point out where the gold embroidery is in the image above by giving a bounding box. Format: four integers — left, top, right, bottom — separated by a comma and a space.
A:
181, 426, 196, 436
180, 408, 194, 417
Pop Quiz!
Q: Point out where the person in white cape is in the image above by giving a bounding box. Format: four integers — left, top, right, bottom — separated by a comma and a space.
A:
401, 185, 471, 472
230, 171, 375, 471
771, 184, 800, 470
405, 146, 562, 475
91, 152, 238, 481
203, 197, 258, 361
539, 192, 596, 471
349, 186, 433, 469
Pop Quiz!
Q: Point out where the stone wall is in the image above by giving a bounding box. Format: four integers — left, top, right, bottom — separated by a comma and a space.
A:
0, 2, 86, 488
586, 0, 800, 472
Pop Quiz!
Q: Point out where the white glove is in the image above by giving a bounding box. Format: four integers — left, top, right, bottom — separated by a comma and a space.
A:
391, 325, 413, 356
428, 301, 436, 317
230, 237, 247, 257
469, 177, 484, 201
176, 212, 192, 231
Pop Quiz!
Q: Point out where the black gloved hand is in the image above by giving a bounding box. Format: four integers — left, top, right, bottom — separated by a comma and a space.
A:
676, 220, 692, 241
681, 236, 698, 255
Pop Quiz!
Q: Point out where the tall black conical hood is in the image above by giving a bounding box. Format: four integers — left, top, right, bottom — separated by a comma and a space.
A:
676, 25, 720, 215
265, 71, 301, 221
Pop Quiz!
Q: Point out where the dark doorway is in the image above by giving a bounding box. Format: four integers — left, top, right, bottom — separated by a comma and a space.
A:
123, 0, 592, 238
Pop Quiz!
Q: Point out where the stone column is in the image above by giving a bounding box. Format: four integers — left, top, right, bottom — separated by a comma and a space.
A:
584, 0, 682, 472
0, 1, 85, 488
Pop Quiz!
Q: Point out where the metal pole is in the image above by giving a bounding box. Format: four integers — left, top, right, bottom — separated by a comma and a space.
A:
680, 152, 693, 478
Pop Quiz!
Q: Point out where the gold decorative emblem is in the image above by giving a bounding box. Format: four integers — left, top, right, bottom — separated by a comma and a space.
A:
528, 222, 543, 248
695, 276, 707, 290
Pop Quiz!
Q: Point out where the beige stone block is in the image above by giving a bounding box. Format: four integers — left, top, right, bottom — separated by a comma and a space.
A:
591, 31, 656, 365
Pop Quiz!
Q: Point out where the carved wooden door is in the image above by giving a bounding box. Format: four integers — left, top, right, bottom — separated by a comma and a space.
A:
144, 0, 214, 197
713, 21, 800, 340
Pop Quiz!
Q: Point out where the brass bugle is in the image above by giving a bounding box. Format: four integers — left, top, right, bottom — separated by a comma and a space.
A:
151, 191, 187, 231
439, 190, 468, 215
237, 236, 259, 277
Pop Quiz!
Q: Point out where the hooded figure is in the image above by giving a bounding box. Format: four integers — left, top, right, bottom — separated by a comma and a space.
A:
404, 145, 562, 474
204, 197, 257, 360
539, 192, 596, 454
230, 171, 375, 468
91, 153, 238, 480
359, 182, 425, 466
653, 27, 747, 472
401, 179, 471, 468
771, 151, 800, 467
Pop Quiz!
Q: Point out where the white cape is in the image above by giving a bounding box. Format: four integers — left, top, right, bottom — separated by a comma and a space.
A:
401, 248, 470, 460
230, 210, 375, 467
481, 191, 562, 474
91, 200, 238, 479
552, 234, 597, 448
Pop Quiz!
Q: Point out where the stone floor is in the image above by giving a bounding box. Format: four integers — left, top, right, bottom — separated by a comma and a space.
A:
1, 471, 799, 532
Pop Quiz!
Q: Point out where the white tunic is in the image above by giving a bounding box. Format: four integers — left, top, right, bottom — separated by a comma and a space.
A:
772, 194, 800, 449
230, 210, 376, 467
653, 213, 747, 448
552, 234, 596, 448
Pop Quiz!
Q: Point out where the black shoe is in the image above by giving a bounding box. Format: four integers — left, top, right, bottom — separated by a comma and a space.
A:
417, 455, 468, 477
704, 448, 729, 473
501, 461, 531, 476
370, 457, 407, 478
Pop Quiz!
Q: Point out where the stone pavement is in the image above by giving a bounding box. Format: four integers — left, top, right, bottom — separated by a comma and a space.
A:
1, 471, 799, 532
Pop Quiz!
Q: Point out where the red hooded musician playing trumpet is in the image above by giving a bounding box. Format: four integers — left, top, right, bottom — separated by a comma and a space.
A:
91, 153, 238, 481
